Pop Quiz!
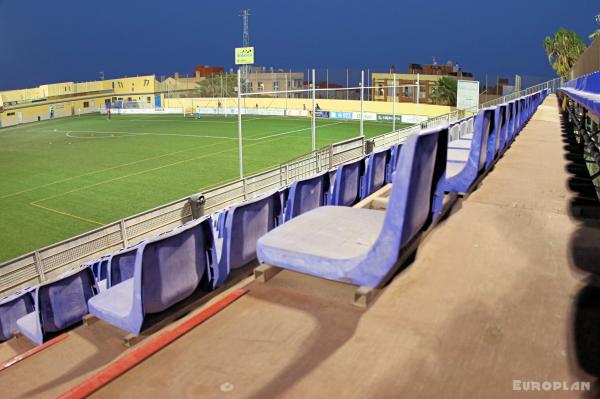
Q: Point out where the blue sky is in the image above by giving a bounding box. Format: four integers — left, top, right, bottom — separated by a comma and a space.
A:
0, 0, 597, 90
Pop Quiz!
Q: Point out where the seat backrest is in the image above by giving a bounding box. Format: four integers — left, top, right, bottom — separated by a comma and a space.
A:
483, 106, 498, 169
379, 126, 448, 250
465, 107, 494, 174
222, 191, 282, 273
508, 101, 516, 140
139, 217, 214, 314
330, 157, 365, 206
362, 149, 390, 199
449, 124, 460, 141
99, 258, 109, 281
386, 144, 403, 184
467, 117, 475, 136
459, 121, 467, 139
285, 171, 330, 221
496, 105, 506, 152
499, 104, 509, 150
0, 290, 34, 341
109, 247, 137, 287
38, 268, 96, 333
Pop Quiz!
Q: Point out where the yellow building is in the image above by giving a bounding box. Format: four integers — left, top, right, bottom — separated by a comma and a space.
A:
372, 63, 475, 104
0, 75, 158, 127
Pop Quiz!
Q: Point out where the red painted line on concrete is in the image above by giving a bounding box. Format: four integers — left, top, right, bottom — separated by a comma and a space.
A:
1, 333, 69, 371
58, 288, 248, 399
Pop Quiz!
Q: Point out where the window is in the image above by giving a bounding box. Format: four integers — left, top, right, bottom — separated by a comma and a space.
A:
112, 82, 115, 89
247, 82, 253, 91
7, 112, 15, 116
419, 86, 426, 99
147, 96, 151, 103
403, 86, 413, 97
273, 81, 280, 91
257, 82, 264, 92
143, 79, 149, 87
378, 84, 384, 96
83, 101, 89, 108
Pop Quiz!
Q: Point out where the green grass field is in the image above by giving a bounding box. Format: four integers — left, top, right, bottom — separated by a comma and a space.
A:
0, 113, 408, 263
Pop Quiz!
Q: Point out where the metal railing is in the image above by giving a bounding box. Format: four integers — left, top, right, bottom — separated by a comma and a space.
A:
0, 78, 560, 298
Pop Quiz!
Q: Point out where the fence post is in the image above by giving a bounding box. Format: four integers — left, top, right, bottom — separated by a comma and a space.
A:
34, 251, 46, 283
360, 70, 364, 137
243, 178, 248, 200
120, 219, 129, 248
329, 144, 334, 167
315, 152, 320, 173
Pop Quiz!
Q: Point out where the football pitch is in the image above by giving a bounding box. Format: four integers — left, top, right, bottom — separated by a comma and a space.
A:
0, 113, 409, 262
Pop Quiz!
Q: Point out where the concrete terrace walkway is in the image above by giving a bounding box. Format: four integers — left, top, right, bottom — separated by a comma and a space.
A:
3, 97, 600, 399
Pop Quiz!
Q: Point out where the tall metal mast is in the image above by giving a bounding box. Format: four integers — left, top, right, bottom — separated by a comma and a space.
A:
239, 9, 251, 91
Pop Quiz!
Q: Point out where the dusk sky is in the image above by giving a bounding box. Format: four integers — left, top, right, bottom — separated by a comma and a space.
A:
0, 0, 598, 90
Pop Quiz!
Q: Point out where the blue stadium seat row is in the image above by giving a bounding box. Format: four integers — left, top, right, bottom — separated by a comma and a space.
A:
560, 71, 600, 119
0, 90, 548, 343
256, 90, 548, 288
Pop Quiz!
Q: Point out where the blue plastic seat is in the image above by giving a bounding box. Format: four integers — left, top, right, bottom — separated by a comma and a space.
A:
16, 267, 97, 345
88, 216, 216, 335
330, 157, 366, 206
257, 126, 448, 288
360, 149, 390, 199
88, 257, 110, 291
284, 171, 330, 221
0, 289, 35, 342
385, 144, 403, 184
445, 108, 494, 194
484, 106, 500, 170
215, 191, 283, 285
497, 104, 508, 153
107, 245, 138, 288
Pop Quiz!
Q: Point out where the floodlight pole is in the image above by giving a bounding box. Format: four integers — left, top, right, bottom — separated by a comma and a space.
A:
311, 68, 316, 151
237, 69, 244, 179
284, 72, 288, 113
326, 69, 329, 99
346, 68, 349, 100
360, 70, 364, 137
392, 73, 396, 132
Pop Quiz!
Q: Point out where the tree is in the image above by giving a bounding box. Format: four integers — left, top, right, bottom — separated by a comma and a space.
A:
544, 28, 586, 78
430, 76, 457, 106
196, 73, 238, 97
590, 14, 600, 41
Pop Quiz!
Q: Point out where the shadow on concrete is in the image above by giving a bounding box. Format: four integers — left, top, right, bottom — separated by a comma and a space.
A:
559, 101, 600, 397
244, 278, 363, 399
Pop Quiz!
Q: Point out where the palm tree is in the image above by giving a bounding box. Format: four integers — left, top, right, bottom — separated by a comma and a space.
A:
590, 14, 600, 40
196, 73, 238, 97
544, 28, 586, 78
430, 76, 457, 106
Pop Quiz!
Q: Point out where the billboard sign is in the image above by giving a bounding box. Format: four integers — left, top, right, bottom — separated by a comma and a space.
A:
457, 80, 480, 111
235, 47, 255, 65
376, 114, 402, 122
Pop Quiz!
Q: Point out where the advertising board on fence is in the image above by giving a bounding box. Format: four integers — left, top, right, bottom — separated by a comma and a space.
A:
376, 114, 402, 122
329, 111, 353, 120
102, 108, 182, 115
401, 115, 429, 124
352, 112, 377, 121
315, 110, 330, 118
286, 109, 308, 117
